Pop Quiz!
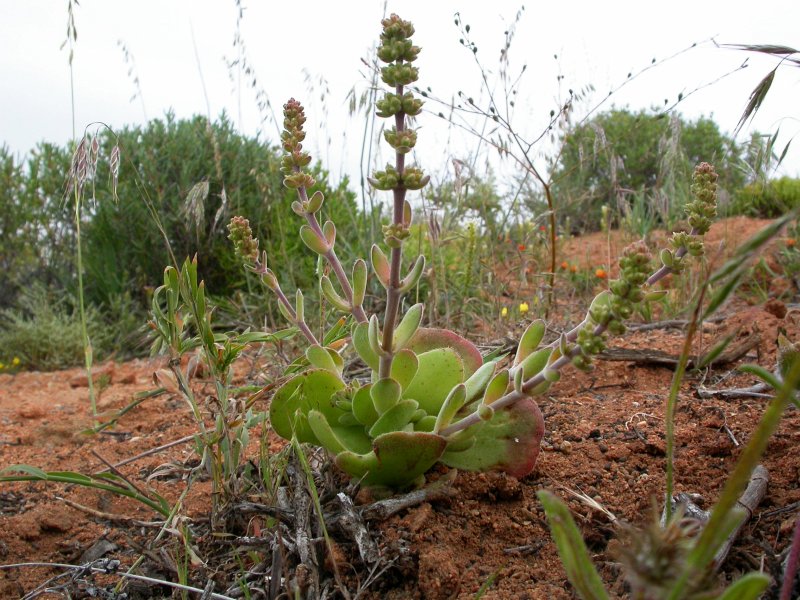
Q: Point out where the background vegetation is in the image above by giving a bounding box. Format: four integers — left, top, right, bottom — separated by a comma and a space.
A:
1, 105, 799, 369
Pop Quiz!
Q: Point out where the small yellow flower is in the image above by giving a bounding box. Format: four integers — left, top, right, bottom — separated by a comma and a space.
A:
0, 363, 5, 370
501, 307, 508, 318
12, 357, 20, 366
519, 302, 530, 314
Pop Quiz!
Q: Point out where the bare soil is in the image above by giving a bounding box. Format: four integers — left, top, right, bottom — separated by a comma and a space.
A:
2, 217, 799, 599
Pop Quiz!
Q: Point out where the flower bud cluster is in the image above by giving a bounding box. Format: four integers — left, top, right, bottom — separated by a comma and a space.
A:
369, 13, 428, 196
280, 99, 315, 189
227, 216, 278, 289
609, 241, 651, 321
686, 162, 718, 236
382, 63, 420, 87
377, 38, 419, 63
384, 127, 417, 154
376, 92, 423, 118
576, 326, 606, 358
227, 216, 259, 264
368, 165, 430, 192
383, 222, 411, 248
669, 231, 704, 257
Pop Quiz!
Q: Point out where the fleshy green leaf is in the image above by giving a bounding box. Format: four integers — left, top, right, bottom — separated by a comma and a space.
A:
519, 347, 552, 379
433, 384, 467, 433
515, 319, 546, 366
335, 431, 447, 488
408, 327, 482, 377
371, 244, 391, 287
442, 397, 544, 478
404, 348, 465, 414
352, 322, 379, 371
306, 344, 338, 374
394, 303, 424, 351
391, 349, 419, 392
464, 360, 496, 402
369, 399, 419, 437
352, 383, 379, 427
483, 370, 510, 405
371, 378, 402, 414
269, 369, 345, 444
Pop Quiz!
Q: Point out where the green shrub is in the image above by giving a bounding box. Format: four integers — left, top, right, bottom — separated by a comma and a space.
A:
0, 116, 358, 338
0, 285, 114, 371
728, 176, 800, 217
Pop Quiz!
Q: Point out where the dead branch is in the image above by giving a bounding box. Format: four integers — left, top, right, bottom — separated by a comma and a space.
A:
335, 492, 380, 564
663, 464, 769, 570
599, 332, 760, 369
361, 470, 457, 521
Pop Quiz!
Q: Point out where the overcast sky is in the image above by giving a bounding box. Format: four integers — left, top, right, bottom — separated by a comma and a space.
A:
2, 0, 799, 190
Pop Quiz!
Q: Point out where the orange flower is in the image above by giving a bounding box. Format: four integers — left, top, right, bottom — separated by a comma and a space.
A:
595, 268, 607, 279
570, 264, 578, 273
787, 238, 797, 248
560, 261, 569, 270
518, 244, 526, 252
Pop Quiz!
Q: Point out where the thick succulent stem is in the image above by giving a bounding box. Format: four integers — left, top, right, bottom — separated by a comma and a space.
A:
378, 93, 408, 379
551, 228, 700, 350
273, 284, 319, 345
295, 184, 368, 324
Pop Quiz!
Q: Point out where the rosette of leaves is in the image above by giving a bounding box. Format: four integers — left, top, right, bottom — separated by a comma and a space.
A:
269, 317, 550, 489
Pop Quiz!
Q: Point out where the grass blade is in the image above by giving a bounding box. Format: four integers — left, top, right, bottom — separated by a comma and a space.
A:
537, 490, 610, 600
667, 355, 800, 599
717, 572, 770, 600
0, 465, 170, 517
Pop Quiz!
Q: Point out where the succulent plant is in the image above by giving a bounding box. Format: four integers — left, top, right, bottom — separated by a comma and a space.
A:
229, 15, 717, 490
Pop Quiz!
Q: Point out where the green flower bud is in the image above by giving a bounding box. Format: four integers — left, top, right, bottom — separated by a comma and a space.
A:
381, 14, 415, 42
402, 166, 429, 190
607, 319, 626, 335
368, 165, 401, 191
381, 63, 419, 87
383, 127, 417, 153
376, 93, 403, 117
401, 92, 424, 116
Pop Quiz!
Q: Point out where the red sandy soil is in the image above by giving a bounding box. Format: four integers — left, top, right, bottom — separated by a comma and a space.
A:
1, 217, 799, 599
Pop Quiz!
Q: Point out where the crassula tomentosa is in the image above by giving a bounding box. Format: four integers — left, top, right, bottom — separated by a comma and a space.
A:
228, 15, 718, 490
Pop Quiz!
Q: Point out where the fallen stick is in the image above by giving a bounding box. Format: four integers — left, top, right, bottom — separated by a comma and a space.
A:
598, 332, 760, 369
58, 497, 164, 528
95, 434, 196, 474
662, 464, 769, 570
361, 470, 457, 521
696, 382, 773, 400
335, 492, 380, 564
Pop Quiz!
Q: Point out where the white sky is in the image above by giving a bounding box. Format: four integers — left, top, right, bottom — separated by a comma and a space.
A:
2, 0, 799, 192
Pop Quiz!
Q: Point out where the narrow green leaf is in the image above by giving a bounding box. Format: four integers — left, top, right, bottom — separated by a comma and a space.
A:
695, 333, 734, 369
739, 363, 781, 389
716, 572, 770, 600
537, 490, 610, 600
